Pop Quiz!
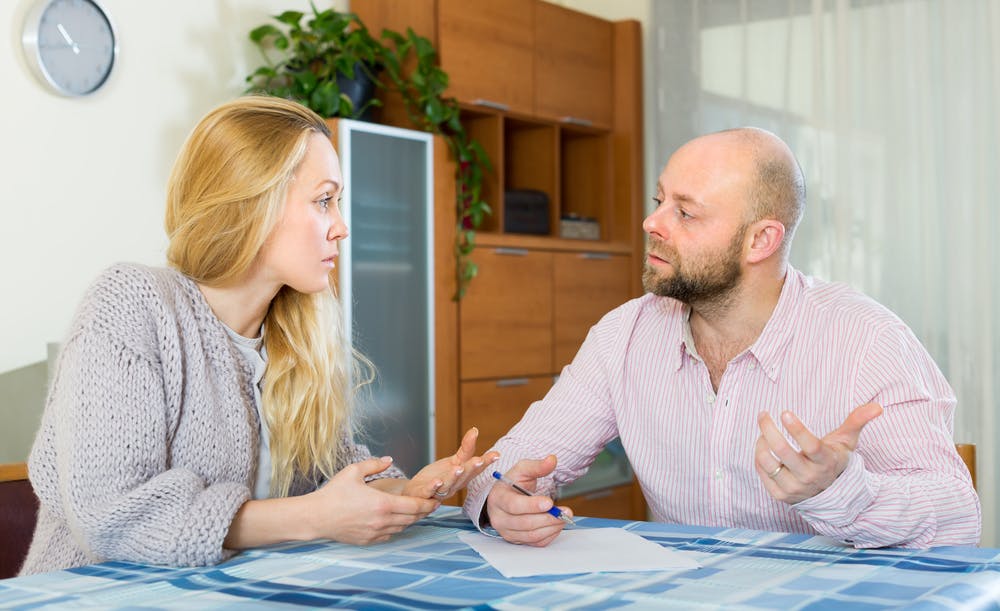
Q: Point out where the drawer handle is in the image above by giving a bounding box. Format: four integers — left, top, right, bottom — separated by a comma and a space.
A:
579, 252, 611, 260
582, 489, 614, 501
471, 98, 510, 112
560, 116, 593, 127
496, 378, 530, 387
494, 247, 529, 256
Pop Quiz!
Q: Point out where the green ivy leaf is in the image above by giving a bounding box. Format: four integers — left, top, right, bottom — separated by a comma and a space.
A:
250, 24, 283, 44
275, 11, 304, 26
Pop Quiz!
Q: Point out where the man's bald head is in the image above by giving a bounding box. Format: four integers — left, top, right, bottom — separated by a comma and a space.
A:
720, 128, 805, 249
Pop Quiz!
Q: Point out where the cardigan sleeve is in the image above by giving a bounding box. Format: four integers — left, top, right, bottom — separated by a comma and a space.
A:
31, 324, 250, 568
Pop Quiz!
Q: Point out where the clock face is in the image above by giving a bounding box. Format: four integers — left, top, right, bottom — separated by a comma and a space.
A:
22, 0, 117, 97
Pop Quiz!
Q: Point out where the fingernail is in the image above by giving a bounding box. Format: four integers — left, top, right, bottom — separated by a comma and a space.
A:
455, 467, 464, 475
433, 480, 443, 489
475, 460, 484, 467
538, 500, 549, 511
381, 456, 393, 463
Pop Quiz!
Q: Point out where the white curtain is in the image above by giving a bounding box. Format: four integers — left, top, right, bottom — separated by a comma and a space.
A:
650, 0, 1000, 546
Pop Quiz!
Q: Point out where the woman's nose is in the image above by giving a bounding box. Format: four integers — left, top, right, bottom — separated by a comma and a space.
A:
328, 215, 348, 241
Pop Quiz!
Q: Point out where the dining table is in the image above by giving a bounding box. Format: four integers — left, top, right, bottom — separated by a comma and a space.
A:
2, 506, 999, 609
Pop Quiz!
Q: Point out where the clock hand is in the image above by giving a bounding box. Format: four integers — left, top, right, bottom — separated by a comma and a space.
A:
56, 22, 80, 55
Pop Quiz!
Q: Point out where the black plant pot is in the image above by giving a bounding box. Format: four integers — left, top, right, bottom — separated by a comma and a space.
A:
337, 62, 380, 121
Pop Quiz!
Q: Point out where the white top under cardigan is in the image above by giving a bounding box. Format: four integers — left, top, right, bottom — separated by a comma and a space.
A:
223, 326, 271, 500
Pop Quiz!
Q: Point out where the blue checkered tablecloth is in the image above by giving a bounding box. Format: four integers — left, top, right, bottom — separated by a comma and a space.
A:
2, 507, 999, 609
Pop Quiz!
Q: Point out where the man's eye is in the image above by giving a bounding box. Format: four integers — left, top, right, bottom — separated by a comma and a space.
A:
677, 208, 691, 219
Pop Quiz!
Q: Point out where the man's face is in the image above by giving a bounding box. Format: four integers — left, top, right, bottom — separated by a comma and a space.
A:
641, 135, 753, 305
642, 223, 746, 303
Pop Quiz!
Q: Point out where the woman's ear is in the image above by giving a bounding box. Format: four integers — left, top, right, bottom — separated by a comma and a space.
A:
746, 219, 786, 263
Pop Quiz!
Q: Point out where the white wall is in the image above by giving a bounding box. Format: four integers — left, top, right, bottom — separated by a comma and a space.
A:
0, 0, 651, 376
0, 0, 347, 375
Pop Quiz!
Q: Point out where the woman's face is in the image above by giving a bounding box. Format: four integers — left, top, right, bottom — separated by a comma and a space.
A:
259, 133, 347, 295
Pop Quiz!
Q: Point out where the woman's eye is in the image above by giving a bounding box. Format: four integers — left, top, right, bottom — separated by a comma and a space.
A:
316, 195, 332, 210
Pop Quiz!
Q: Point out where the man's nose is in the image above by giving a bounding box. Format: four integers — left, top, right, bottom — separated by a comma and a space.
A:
643, 208, 669, 240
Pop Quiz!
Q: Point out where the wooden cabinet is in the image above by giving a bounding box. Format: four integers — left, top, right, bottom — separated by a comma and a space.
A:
560, 483, 641, 521
460, 377, 553, 452
459, 248, 553, 380
534, 2, 614, 128
553, 252, 632, 368
438, 0, 535, 115
353, 0, 645, 521
459, 249, 632, 380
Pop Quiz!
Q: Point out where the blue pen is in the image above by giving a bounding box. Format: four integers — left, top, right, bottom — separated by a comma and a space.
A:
491, 471, 575, 525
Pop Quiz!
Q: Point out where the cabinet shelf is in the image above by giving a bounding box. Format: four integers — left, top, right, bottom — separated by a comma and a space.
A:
474, 232, 632, 254
459, 103, 612, 243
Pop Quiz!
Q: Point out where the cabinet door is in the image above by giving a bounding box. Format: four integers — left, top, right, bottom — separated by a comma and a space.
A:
460, 248, 553, 379
460, 376, 553, 453
534, 2, 613, 127
438, 0, 535, 115
560, 483, 643, 520
553, 252, 632, 368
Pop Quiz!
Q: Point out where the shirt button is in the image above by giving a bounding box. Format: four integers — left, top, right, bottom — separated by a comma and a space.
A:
714, 469, 723, 480
749, 362, 757, 370
706, 394, 715, 404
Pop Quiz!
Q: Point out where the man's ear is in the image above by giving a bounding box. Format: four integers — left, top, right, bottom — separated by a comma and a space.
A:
746, 220, 786, 263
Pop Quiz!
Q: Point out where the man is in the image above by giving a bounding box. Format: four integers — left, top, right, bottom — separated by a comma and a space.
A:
464, 128, 980, 549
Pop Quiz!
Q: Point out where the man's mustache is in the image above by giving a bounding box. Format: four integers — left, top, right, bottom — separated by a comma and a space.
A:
645, 237, 676, 261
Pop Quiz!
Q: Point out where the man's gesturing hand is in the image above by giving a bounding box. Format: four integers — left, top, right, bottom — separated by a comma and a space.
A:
755, 402, 883, 504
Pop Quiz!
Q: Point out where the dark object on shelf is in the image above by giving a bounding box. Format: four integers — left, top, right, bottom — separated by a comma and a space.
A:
560, 214, 600, 240
504, 190, 550, 235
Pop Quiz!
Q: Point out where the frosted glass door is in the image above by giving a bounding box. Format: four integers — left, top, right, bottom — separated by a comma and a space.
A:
339, 120, 433, 477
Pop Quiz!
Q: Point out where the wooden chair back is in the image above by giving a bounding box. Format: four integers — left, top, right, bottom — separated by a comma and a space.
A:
955, 443, 977, 491
0, 462, 39, 579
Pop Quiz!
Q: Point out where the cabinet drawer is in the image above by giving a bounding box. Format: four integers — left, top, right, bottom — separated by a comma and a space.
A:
460, 248, 553, 379
460, 376, 553, 452
559, 483, 640, 521
553, 252, 632, 368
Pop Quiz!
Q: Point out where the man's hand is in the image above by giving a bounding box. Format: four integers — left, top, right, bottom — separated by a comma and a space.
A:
755, 402, 883, 504
485, 455, 573, 547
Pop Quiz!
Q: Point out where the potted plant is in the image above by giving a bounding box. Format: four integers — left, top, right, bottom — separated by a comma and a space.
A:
246, 4, 490, 298
246, 7, 381, 119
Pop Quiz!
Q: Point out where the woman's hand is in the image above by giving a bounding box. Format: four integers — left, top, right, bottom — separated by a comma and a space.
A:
225, 456, 439, 549
405, 427, 499, 501
308, 456, 440, 545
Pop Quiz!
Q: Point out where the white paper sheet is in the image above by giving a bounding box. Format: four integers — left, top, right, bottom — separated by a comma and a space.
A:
457, 528, 701, 578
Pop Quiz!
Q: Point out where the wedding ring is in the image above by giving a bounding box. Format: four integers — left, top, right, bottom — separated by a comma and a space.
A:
434, 489, 449, 498
767, 464, 784, 479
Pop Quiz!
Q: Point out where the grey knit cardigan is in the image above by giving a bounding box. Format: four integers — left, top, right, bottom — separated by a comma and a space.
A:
20, 264, 400, 575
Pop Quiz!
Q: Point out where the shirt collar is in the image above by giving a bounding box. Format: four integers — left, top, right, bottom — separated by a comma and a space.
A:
666, 266, 805, 381
744, 266, 804, 383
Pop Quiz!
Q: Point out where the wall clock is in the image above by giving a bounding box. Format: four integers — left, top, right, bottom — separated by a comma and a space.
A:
21, 0, 118, 97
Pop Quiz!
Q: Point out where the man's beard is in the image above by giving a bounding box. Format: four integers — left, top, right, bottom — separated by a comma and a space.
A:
642, 229, 745, 304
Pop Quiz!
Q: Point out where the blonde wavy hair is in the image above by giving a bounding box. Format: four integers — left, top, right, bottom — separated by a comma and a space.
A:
165, 95, 365, 497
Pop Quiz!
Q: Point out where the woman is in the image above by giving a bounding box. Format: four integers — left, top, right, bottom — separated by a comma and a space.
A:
20, 96, 496, 574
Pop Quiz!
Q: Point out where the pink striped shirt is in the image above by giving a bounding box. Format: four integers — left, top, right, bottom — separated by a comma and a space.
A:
464, 267, 981, 548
